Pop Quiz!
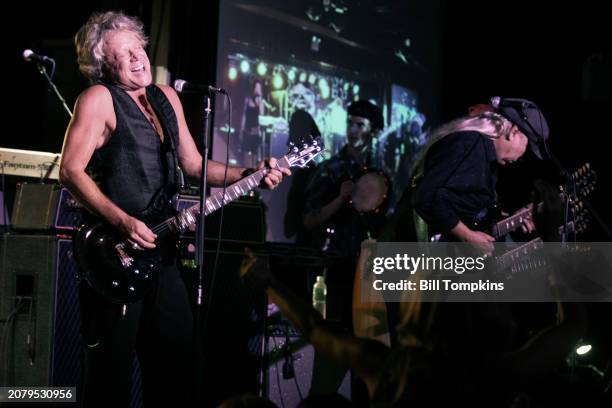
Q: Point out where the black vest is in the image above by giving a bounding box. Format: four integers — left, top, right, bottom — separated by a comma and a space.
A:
89, 84, 181, 220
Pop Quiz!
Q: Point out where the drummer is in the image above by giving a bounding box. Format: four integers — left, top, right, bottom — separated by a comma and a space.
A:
301, 100, 387, 395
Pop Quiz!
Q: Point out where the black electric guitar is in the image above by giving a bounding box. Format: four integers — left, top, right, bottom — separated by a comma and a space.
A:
75, 138, 324, 304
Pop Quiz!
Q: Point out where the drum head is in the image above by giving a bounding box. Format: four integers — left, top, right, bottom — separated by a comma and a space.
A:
351, 172, 388, 213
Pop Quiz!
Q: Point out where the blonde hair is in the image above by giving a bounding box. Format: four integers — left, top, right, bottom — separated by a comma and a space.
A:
75, 11, 148, 82
412, 112, 514, 184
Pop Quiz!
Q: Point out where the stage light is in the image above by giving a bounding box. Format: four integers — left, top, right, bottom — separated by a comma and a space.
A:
308, 73, 316, 85
343, 83, 349, 92
318, 78, 330, 99
272, 73, 284, 89
257, 62, 267, 76
299, 72, 307, 82
311, 35, 321, 52
395, 49, 408, 64
576, 344, 592, 355
306, 7, 320, 22
353, 84, 360, 94
240, 60, 250, 73
329, 22, 342, 33
228, 66, 238, 81
288, 69, 296, 82
405, 38, 411, 47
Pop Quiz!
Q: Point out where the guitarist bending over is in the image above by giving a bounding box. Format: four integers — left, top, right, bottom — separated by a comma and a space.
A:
412, 97, 550, 249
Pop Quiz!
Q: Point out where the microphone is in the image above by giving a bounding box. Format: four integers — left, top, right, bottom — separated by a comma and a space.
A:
22, 49, 54, 63
490, 96, 502, 109
491, 96, 536, 110
173, 79, 226, 94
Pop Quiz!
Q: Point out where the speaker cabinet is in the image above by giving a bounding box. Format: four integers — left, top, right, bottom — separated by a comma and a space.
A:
10, 183, 59, 231
0, 234, 81, 387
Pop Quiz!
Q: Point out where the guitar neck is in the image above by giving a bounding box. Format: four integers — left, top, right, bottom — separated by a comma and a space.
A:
492, 202, 544, 238
496, 237, 544, 268
496, 221, 577, 271
185, 156, 290, 219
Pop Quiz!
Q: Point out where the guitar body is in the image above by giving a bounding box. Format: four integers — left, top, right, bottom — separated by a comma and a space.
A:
74, 222, 162, 304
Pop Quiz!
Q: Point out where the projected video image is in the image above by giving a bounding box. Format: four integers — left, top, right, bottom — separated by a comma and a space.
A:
214, 52, 375, 168
376, 84, 428, 206
212, 52, 428, 242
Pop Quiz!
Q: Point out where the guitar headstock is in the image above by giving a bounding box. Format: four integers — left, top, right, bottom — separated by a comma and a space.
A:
561, 162, 597, 201
560, 163, 596, 237
286, 136, 325, 168
565, 200, 592, 235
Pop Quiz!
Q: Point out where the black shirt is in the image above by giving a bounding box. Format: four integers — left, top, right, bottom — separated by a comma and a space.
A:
303, 146, 386, 258
412, 131, 498, 235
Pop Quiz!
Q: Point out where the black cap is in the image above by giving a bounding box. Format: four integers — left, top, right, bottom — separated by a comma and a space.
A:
491, 96, 549, 159
348, 100, 384, 131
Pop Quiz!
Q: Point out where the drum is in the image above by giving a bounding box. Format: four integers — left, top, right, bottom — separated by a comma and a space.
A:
350, 170, 390, 213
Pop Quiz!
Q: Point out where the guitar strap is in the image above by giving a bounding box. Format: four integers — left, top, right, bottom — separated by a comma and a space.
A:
146, 85, 184, 197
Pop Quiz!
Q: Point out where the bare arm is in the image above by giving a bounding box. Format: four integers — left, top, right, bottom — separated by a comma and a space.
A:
59, 85, 156, 248
159, 85, 290, 188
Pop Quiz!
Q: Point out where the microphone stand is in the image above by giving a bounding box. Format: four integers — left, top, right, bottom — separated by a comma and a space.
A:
36, 61, 73, 119
193, 95, 212, 407
32, 61, 71, 185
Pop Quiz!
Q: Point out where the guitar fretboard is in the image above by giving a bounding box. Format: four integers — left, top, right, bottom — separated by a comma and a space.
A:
493, 202, 543, 237
496, 221, 578, 273
184, 156, 290, 219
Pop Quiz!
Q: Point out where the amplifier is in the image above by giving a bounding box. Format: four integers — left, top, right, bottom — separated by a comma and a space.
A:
11, 183, 59, 231
54, 187, 85, 230
177, 195, 266, 244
